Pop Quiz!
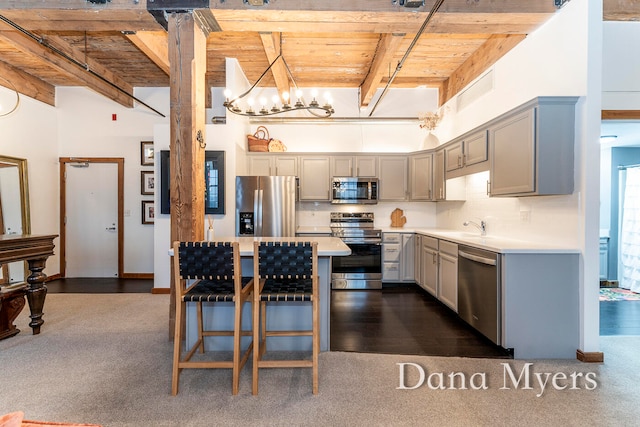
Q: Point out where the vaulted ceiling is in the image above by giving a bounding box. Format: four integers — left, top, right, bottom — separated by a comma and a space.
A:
0, 1, 637, 112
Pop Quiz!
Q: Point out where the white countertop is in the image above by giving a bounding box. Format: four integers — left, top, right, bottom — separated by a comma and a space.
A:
413, 229, 580, 254
169, 236, 350, 257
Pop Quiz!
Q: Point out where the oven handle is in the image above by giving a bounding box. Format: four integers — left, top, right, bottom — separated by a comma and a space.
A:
339, 239, 382, 245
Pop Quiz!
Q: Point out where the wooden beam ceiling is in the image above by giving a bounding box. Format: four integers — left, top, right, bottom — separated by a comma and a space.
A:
360, 33, 405, 107
0, 26, 134, 108
259, 32, 290, 101
125, 31, 170, 76
0, 59, 55, 106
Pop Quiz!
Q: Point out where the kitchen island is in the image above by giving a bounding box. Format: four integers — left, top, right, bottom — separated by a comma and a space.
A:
177, 236, 350, 352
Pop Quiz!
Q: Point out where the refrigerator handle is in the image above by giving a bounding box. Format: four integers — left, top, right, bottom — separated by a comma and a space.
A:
255, 189, 263, 236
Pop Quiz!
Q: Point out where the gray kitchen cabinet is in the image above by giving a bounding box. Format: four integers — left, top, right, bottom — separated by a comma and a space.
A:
437, 240, 458, 312
489, 97, 578, 196
421, 236, 438, 296
434, 149, 445, 201
410, 152, 433, 201
382, 232, 414, 283
379, 156, 409, 201
414, 233, 423, 287
299, 156, 331, 201
247, 154, 298, 176
600, 237, 609, 281
401, 233, 415, 282
444, 130, 488, 179
331, 155, 378, 177
382, 233, 401, 282
444, 141, 464, 173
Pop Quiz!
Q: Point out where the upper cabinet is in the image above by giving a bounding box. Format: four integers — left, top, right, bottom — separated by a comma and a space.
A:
331, 155, 378, 177
379, 156, 409, 201
299, 156, 331, 201
445, 130, 488, 179
489, 97, 578, 197
247, 154, 298, 176
410, 152, 433, 201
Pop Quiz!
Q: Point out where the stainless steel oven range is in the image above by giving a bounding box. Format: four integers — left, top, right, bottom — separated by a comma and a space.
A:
330, 212, 382, 289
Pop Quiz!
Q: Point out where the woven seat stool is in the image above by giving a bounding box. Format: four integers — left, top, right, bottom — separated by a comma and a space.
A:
172, 241, 253, 395
252, 241, 319, 395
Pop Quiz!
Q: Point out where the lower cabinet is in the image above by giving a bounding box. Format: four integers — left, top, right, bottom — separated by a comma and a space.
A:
421, 236, 438, 296
437, 240, 458, 312
418, 235, 457, 311
382, 232, 414, 283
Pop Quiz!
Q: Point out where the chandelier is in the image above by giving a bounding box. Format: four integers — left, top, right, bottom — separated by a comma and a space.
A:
223, 52, 334, 118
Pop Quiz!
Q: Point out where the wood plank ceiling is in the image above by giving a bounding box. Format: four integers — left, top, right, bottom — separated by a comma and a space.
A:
0, 0, 637, 113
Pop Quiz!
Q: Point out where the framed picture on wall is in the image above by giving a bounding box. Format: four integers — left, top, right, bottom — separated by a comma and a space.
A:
141, 170, 155, 195
141, 141, 154, 166
142, 200, 155, 224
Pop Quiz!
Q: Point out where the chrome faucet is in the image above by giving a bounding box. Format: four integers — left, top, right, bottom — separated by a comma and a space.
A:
463, 220, 486, 236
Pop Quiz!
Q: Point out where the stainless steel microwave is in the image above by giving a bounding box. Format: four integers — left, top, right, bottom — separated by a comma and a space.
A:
331, 177, 379, 204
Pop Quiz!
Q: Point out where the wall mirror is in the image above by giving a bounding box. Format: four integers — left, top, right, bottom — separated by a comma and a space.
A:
0, 155, 31, 285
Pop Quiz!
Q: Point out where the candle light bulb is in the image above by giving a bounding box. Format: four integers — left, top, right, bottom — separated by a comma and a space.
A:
282, 91, 290, 102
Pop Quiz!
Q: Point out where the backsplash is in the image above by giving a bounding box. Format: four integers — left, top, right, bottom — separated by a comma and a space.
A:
436, 171, 580, 247
297, 201, 436, 229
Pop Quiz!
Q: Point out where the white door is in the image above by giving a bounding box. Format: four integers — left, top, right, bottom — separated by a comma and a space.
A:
65, 163, 118, 277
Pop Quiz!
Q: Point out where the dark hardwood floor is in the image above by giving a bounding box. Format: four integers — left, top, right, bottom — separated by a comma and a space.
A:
46, 278, 153, 293
330, 285, 513, 359
44, 279, 639, 355
600, 300, 640, 335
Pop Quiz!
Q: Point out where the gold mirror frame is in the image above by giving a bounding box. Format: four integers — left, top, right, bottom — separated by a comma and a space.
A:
0, 155, 31, 286
0, 154, 31, 234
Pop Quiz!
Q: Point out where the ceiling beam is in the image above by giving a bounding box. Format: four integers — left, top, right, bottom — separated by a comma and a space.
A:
441, 34, 525, 106
210, 11, 553, 34
0, 26, 134, 108
0, 1, 162, 32
603, 0, 640, 21
360, 33, 405, 107
209, 0, 557, 13
602, 110, 640, 120
0, 59, 55, 106
125, 31, 170, 75
259, 32, 290, 100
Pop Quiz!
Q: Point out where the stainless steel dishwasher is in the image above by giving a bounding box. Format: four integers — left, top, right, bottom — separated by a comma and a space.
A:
457, 245, 501, 345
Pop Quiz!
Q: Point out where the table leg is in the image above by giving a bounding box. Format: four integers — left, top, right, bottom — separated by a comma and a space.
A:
25, 258, 48, 335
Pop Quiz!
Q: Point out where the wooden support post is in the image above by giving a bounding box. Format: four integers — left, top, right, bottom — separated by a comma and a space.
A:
167, 11, 208, 338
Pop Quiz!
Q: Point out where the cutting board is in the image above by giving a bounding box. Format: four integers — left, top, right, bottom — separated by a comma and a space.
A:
390, 208, 407, 228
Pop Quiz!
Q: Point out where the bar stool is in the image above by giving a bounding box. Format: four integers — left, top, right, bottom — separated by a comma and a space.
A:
172, 241, 253, 395
252, 241, 319, 395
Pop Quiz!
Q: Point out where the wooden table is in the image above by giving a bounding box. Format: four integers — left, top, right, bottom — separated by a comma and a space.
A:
0, 234, 57, 338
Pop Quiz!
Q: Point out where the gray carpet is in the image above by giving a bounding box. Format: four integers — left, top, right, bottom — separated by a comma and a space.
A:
1, 293, 638, 426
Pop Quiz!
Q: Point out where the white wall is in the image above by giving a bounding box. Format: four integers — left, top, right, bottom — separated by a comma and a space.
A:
0, 85, 60, 274
432, 0, 590, 247
56, 87, 169, 275
0, 85, 169, 277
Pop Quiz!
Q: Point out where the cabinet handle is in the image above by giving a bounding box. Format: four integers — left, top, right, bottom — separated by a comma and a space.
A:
486, 180, 491, 195
432, 253, 437, 264
428, 189, 432, 199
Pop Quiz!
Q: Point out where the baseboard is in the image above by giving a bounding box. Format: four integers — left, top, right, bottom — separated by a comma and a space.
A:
152, 288, 170, 294
121, 273, 154, 279
47, 274, 61, 281
576, 349, 604, 363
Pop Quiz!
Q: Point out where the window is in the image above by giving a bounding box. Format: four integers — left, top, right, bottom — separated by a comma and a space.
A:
160, 150, 225, 215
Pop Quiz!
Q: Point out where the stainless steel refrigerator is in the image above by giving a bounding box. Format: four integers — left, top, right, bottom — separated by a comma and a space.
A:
235, 176, 297, 237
